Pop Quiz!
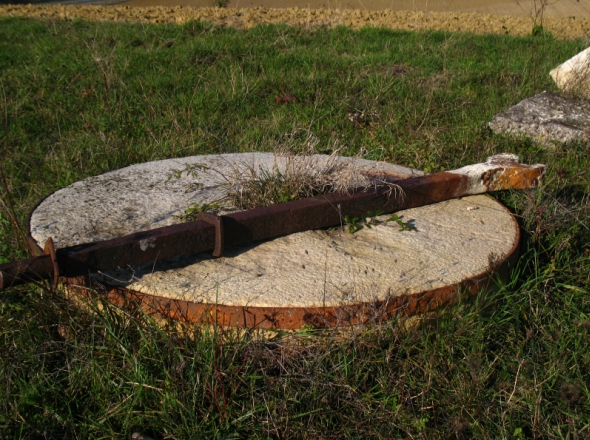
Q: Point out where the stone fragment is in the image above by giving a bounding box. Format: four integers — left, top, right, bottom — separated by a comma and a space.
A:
550, 46, 590, 99
488, 91, 590, 146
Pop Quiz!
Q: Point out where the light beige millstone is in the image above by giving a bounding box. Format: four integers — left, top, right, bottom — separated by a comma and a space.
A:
29, 153, 518, 309
93, 194, 516, 308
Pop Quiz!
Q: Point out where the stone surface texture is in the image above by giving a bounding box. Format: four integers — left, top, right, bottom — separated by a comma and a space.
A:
550, 46, 590, 99
30, 153, 518, 309
488, 91, 590, 146
94, 194, 518, 308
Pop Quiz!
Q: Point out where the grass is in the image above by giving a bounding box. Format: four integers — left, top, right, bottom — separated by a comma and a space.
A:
170, 146, 401, 213
0, 16, 589, 438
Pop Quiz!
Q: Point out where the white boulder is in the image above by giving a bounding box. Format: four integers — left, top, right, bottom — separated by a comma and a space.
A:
550, 47, 590, 99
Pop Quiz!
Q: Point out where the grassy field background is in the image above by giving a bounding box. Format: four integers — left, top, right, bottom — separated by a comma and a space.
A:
0, 17, 589, 438
3, 5, 590, 40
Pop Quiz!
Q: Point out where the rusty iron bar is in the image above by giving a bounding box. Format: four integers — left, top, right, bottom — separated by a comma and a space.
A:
0, 154, 545, 289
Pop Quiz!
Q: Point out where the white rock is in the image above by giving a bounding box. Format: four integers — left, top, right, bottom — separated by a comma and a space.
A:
550, 46, 590, 98
488, 91, 590, 146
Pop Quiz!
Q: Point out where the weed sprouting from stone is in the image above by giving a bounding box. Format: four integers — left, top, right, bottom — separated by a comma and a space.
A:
170, 145, 403, 215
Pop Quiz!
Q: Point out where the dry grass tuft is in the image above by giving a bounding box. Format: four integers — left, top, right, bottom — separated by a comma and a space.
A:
223, 148, 399, 210
173, 136, 404, 215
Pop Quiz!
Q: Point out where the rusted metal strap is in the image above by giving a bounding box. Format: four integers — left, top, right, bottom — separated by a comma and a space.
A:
197, 212, 224, 257
0, 237, 59, 289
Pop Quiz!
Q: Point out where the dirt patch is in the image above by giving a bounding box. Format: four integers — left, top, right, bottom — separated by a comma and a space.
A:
1, 3, 589, 39
122, 0, 590, 18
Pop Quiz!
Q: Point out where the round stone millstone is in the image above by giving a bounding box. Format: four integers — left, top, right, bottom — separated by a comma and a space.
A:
29, 153, 520, 329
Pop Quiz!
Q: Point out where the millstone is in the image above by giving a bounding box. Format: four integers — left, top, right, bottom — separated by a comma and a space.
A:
29, 153, 519, 328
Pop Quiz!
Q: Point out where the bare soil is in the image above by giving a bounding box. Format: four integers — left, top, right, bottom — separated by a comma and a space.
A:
124, 0, 590, 18
1, 1, 589, 39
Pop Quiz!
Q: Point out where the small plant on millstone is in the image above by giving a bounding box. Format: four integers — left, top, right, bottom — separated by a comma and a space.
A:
168, 163, 209, 193
344, 210, 384, 233
168, 163, 211, 180
386, 214, 416, 232
344, 215, 365, 234
365, 210, 384, 227
177, 202, 220, 222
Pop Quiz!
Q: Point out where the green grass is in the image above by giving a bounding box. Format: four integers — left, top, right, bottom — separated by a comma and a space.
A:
0, 17, 589, 438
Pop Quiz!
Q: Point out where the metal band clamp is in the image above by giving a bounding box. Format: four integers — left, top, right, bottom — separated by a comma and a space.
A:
44, 237, 60, 290
197, 212, 224, 257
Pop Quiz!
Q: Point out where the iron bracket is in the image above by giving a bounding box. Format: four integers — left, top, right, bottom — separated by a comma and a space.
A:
197, 212, 224, 257
44, 237, 60, 291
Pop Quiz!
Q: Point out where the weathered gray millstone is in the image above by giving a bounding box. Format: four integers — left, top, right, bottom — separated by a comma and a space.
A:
488, 91, 590, 147
29, 153, 519, 316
